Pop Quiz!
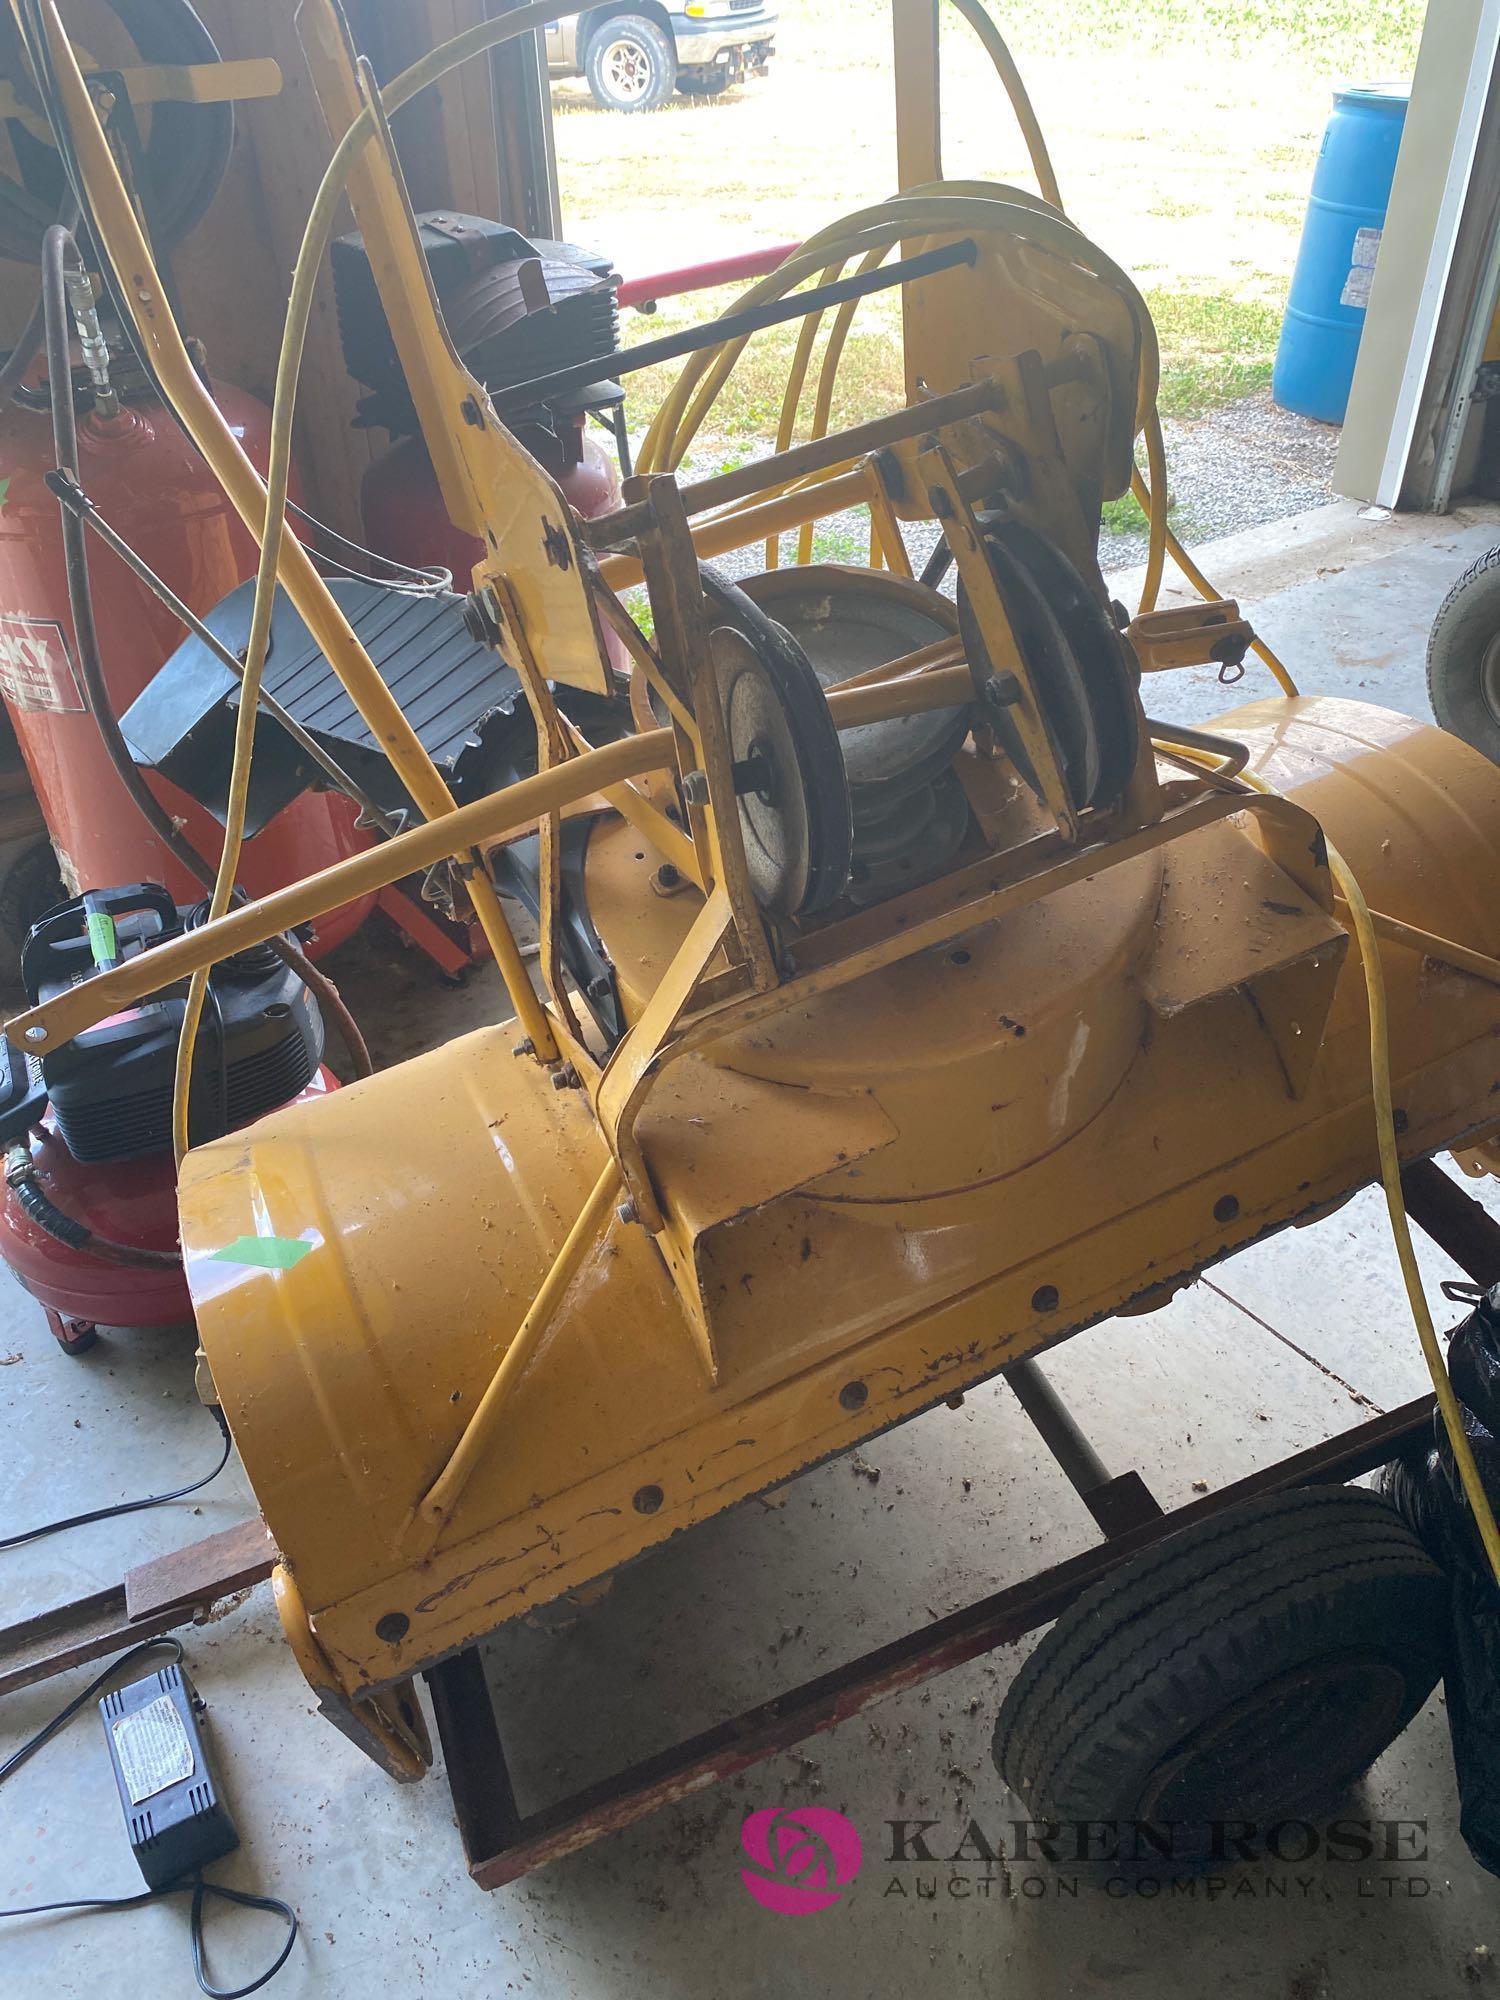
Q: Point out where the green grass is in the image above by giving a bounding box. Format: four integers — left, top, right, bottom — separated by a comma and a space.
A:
1099, 490, 1149, 536
809, 522, 872, 565
1148, 288, 1284, 417
630, 279, 1282, 454
952, 0, 1424, 65
558, 0, 1427, 455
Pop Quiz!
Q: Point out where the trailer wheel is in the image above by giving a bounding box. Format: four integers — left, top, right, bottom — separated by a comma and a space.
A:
585, 16, 676, 111
992, 1487, 1447, 1861
1428, 544, 1500, 763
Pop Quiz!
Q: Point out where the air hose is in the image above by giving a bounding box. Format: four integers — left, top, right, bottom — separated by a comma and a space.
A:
1162, 740, 1500, 1586
33, 227, 370, 1256
2, 1141, 179, 1269
38, 223, 371, 1178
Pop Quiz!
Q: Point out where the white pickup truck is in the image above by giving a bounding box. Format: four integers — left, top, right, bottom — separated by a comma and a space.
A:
545, 2, 777, 112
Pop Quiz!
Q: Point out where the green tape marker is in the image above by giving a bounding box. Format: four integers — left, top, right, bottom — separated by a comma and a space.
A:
86, 909, 118, 968
208, 1234, 313, 1271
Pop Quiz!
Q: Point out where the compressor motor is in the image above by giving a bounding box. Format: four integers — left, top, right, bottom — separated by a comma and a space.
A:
0, 884, 329, 1352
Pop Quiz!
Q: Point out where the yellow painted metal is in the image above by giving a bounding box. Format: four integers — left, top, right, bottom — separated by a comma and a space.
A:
271, 1565, 430, 1780
25, 0, 1500, 1756
891, 0, 941, 200
410, 1156, 623, 1549
1129, 601, 1257, 674
596, 465, 873, 593
4, 669, 972, 1054
180, 700, 1500, 1698
296, 0, 608, 697
0, 57, 281, 130
4, 730, 674, 1052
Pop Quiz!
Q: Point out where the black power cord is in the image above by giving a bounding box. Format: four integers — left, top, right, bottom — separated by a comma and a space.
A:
0, 1637, 298, 1998
0, 1404, 231, 1551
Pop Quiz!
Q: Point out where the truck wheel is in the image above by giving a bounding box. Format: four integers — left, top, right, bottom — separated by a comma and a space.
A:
1428, 545, 1500, 762
585, 16, 676, 111
992, 1487, 1447, 1863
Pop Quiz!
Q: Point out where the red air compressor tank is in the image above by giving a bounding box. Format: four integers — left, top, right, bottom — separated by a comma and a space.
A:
361, 415, 628, 674
0, 380, 375, 953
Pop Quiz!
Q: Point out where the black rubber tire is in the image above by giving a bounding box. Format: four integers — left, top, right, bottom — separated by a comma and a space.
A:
699, 563, 853, 914
677, 69, 730, 96
1427, 544, 1500, 763
0, 0, 233, 261
992, 1487, 1448, 1864
957, 518, 1139, 815
584, 14, 676, 111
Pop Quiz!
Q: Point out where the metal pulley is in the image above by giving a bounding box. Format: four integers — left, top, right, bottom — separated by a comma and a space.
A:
699, 566, 852, 918
957, 518, 1140, 815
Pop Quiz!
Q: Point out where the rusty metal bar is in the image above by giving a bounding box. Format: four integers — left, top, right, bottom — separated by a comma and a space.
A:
1004, 1357, 1111, 1496
1003, 1358, 1166, 1535
582, 377, 1008, 549
0, 1517, 278, 1697
427, 1388, 1436, 1889
1403, 1157, 1500, 1280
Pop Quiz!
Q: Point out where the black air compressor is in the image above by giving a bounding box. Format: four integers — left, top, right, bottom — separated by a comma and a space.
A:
0, 884, 330, 1352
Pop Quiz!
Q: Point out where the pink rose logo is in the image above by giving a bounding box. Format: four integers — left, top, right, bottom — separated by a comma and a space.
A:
739, 1805, 862, 1913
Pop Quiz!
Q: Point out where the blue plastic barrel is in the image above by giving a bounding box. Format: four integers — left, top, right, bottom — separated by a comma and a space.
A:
1272, 83, 1409, 425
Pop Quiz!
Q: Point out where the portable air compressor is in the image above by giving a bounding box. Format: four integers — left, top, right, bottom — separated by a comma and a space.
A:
0, 884, 333, 1352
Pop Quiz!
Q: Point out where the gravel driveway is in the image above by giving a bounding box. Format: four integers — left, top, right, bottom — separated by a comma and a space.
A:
1099, 389, 1340, 573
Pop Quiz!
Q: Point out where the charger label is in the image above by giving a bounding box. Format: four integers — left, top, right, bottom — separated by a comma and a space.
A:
113, 1695, 195, 1805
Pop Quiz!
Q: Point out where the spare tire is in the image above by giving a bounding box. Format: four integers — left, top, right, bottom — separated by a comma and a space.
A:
1428, 545, 1500, 765
993, 1486, 1448, 1865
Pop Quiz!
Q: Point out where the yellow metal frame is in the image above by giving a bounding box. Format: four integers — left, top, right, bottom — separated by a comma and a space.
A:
15, 0, 1500, 1713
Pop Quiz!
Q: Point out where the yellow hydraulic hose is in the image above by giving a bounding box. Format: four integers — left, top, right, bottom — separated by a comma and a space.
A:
948, 0, 1063, 207
1137, 439, 1300, 696
1134, 409, 1170, 622
1332, 845, 1500, 1585
797, 246, 888, 566
948, 0, 1298, 693
1009, 0, 1488, 1581
765, 258, 843, 567
640, 192, 1158, 474
1158, 737, 1500, 1587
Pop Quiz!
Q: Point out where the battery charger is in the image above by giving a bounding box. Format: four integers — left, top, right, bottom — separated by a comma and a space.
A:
0, 1637, 297, 1998
100, 1655, 239, 1890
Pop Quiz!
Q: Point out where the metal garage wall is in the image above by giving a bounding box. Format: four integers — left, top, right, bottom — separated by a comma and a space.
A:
1336, 0, 1500, 509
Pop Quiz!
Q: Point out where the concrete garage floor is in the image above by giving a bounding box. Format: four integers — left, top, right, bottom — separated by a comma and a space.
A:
5, 498, 1500, 1998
